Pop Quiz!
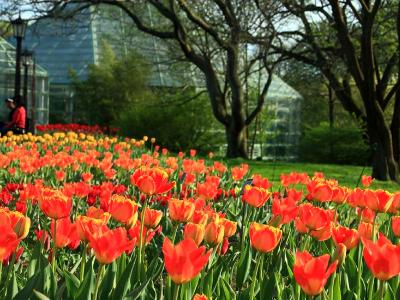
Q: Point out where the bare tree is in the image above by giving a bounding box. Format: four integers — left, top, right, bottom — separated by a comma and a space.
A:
12, 0, 282, 158
264, 0, 400, 181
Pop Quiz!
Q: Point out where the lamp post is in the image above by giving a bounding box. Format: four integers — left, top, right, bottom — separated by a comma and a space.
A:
11, 16, 27, 100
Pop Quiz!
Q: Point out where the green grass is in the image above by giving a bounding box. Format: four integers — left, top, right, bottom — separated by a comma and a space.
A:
226, 159, 400, 192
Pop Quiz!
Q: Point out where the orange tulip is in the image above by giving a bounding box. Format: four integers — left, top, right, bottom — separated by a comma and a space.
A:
242, 186, 271, 208
364, 190, 393, 212
143, 208, 163, 228
130, 167, 175, 195
86, 207, 111, 223
184, 222, 205, 246
332, 225, 359, 250
295, 204, 333, 241
88, 227, 132, 264
362, 234, 400, 281
162, 237, 211, 284
249, 223, 282, 253
231, 164, 249, 181
204, 221, 225, 245
219, 218, 237, 238
293, 251, 338, 296
358, 222, 377, 240
193, 294, 207, 300
39, 188, 72, 219
108, 195, 138, 227
0, 209, 30, 239
168, 199, 195, 223
0, 224, 20, 262
127, 221, 156, 248
75, 215, 109, 241
51, 218, 80, 249
392, 216, 400, 237
190, 210, 209, 225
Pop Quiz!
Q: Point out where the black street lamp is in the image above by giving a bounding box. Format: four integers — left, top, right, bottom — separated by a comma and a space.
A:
11, 16, 27, 100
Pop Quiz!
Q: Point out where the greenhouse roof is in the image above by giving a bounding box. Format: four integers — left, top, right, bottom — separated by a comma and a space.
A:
0, 37, 48, 75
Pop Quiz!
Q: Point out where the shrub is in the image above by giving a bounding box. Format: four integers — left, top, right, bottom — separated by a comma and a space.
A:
299, 122, 371, 165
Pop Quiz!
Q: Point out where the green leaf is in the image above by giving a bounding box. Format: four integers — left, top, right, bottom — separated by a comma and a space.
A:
332, 273, 342, 300
5, 269, 18, 300
112, 255, 137, 299
125, 258, 163, 299
32, 290, 51, 300
64, 271, 80, 299
99, 261, 117, 299
14, 273, 40, 300
236, 243, 252, 290
220, 278, 236, 300
74, 258, 95, 300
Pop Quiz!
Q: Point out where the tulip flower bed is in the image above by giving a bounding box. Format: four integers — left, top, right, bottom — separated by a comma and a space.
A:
0, 131, 399, 300
36, 123, 119, 135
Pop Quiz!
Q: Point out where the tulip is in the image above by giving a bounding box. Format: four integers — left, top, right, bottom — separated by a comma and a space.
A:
358, 222, 377, 240
219, 218, 237, 238
362, 234, 400, 281
88, 227, 132, 264
193, 294, 207, 300
332, 225, 359, 250
75, 215, 109, 241
293, 251, 338, 296
184, 223, 205, 246
391, 216, 400, 237
162, 237, 211, 284
130, 167, 175, 195
168, 199, 195, 223
0, 209, 30, 239
0, 224, 20, 262
242, 186, 271, 208
143, 208, 163, 228
50, 218, 80, 249
231, 164, 249, 181
249, 223, 282, 253
204, 221, 225, 245
108, 195, 138, 227
39, 188, 72, 219
295, 204, 333, 241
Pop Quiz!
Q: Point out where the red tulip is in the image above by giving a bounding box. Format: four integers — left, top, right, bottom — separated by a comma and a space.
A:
242, 186, 271, 208
143, 208, 163, 228
293, 251, 338, 296
362, 234, 400, 281
88, 227, 133, 264
392, 216, 400, 237
51, 218, 80, 249
162, 237, 211, 284
39, 188, 72, 219
332, 225, 359, 250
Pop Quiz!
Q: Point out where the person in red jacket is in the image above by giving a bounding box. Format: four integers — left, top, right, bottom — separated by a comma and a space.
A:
0, 97, 26, 135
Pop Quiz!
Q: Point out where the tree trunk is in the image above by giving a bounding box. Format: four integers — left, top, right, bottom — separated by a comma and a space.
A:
368, 118, 400, 182
226, 122, 248, 158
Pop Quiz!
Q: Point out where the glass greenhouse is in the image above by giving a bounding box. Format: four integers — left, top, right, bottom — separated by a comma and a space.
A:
22, 4, 302, 160
0, 37, 49, 127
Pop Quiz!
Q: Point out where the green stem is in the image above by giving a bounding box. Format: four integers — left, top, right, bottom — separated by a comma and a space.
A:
52, 219, 57, 275
171, 223, 179, 243
379, 281, 385, 300
329, 271, 336, 300
137, 196, 149, 280
93, 264, 105, 300
172, 283, 180, 300
372, 214, 378, 242
249, 252, 262, 300
80, 243, 88, 282
240, 202, 248, 250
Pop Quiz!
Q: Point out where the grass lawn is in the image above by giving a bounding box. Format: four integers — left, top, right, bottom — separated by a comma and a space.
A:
225, 159, 400, 192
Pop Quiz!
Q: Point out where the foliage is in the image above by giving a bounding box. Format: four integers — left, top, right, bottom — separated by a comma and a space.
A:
118, 89, 224, 154
70, 41, 151, 128
299, 122, 370, 166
